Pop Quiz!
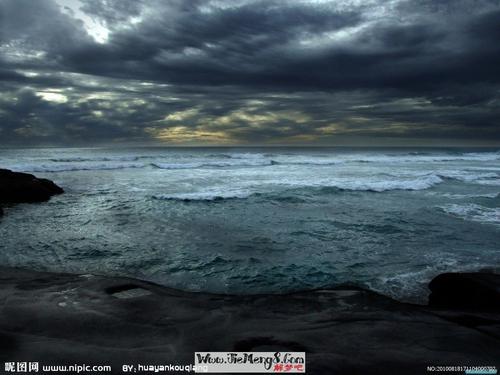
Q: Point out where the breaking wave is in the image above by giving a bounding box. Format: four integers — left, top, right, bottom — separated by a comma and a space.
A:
151, 159, 274, 169
438, 203, 500, 226
151, 174, 445, 203
8, 163, 145, 173
50, 156, 141, 162
6, 150, 500, 174
437, 170, 499, 184
152, 190, 253, 202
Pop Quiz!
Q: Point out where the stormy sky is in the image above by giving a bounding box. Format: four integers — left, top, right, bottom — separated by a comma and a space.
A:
1, 0, 499, 146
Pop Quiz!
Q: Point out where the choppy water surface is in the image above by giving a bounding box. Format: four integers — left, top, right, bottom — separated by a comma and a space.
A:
1, 147, 499, 302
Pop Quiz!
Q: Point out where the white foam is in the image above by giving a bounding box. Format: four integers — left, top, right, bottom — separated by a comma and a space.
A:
228, 153, 268, 160
11, 150, 499, 175
8, 162, 145, 173
152, 189, 253, 201
151, 174, 443, 202
337, 175, 444, 191
438, 193, 499, 199
439, 203, 500, 225
231, 151, 500, 166
344, 151, 500, 163
152, 159, 273, 169
372, 259, 497, 303
271, 174, 444, 192
473, 179, 500, 186
50, 156, 140, 162
271, 155, 343, 166
438, 170, 499, 184
265, 151, 500, 165
151, 162, 205, 170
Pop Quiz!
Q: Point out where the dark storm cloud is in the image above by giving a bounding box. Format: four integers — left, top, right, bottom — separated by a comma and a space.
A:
0, 0, 499, 145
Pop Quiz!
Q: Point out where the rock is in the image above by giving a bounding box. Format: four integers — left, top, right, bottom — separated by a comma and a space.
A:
429, 272, 500, 309
0, 168, 63, 204
0, 267, 499, 374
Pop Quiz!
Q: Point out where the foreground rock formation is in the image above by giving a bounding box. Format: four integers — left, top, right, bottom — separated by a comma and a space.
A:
0, 168, 64, 203
429, 272, 500, 309
0, 168, 63, 216
0, 267, 498, 374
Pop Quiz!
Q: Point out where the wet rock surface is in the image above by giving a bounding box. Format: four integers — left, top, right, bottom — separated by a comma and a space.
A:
0, 169, 63, 213
0, 267, 498, 374
429, 272, 500, 309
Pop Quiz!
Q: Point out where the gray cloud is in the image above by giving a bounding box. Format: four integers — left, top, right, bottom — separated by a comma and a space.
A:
0, 0, 499, 146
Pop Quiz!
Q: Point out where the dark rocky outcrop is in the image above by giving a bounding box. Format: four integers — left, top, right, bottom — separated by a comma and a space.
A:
429, 272, 500, 309
0, 267, 498, 374
0, 169, 63, 214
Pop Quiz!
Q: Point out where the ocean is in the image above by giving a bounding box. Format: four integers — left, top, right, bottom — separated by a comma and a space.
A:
1, 147, 499, 303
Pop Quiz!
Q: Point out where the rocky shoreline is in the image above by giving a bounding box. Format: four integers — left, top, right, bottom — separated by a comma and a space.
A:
0, 266, 499, 374
0, 168, 63, 216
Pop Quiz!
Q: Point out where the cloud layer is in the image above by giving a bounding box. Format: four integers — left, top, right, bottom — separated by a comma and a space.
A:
1, 0, 499, 146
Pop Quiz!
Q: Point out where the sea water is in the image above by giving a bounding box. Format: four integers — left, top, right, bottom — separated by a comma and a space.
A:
1, 147, 499, 303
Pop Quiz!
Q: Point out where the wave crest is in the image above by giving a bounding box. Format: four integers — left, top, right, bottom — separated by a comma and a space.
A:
9, 163, 145, 173
439, 203, 500, 226
152, 190, 253, 202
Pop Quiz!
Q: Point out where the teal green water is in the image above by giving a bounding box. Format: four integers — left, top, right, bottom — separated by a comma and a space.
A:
1, 147, 499, 302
